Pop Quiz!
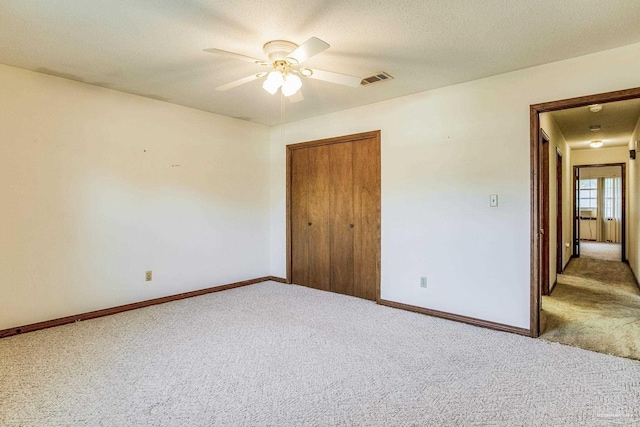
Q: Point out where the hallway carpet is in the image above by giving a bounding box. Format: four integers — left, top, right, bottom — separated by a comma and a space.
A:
580, 241, 622, 262
2, 282, 640, 426
541, 257, 640, 360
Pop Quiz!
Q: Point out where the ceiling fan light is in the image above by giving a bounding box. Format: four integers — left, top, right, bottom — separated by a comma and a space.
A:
590, 140, 603, 148
262, 79, 280, 94
263, 71, 283, 94
282, 74, 302, 97
299, 68, 313, 77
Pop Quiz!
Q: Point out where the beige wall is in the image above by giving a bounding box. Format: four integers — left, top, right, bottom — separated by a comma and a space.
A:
628, 117, 640, 279
0, 64, 271, 330
580, 166, 622, 179
571, 146, 628, 166
269, 42, 640, 330
540, 114, 572, 289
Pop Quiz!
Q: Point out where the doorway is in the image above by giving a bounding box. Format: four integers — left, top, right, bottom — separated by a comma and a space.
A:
536, 97, 640, 360
286, 130, 381, 301
530, 87, 640, 338
573, 164, 625, 262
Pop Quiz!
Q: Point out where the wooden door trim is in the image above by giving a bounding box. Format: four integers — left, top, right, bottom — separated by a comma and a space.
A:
555, 148, 563, 279
286, 130, 381, 301
530, 86, 640, 338
540, 130, 550, 297
572, 163, 626, 263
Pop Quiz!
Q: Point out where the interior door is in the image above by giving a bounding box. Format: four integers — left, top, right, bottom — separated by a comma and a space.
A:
329, 141, 355, 296
307, 145, 331, 291
291, 148, 310, 286
287, 130, 381, 301
352, 137, 380, 300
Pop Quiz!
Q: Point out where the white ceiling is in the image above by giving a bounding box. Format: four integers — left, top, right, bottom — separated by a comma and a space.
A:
549, 99, 640, 150
2, 1, 640, 126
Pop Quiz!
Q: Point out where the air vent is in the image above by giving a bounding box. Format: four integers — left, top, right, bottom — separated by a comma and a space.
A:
360, 72, 394, 86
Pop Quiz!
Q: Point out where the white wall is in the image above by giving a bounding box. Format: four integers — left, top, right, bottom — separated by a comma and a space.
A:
270, 42, 640, 330
0, 64, 271, 330
540, 113, 572, 287
628, 117, 640, 278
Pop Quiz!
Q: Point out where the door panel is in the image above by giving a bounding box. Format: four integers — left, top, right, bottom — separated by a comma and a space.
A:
352, 137, 380, 300
291, 149, 309, 285
329, 142, 354, 296
307, 145, 331, 291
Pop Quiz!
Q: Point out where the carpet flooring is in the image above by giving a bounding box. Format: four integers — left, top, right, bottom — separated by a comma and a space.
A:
2, 282, 640, 426
580, 241, 622, 261
541, 257, 640, 360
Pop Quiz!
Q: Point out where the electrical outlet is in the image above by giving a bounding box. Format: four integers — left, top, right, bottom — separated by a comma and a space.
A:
145, 271, 152, 281
420, 277, 428, 288
490, 194, 498, 207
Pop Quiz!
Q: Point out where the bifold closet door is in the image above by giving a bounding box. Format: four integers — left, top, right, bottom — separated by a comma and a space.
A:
352, 137, 380, 301
289, 132, 380, 301
291, 146, 330, 290
329, 142, 355, 296
307, 145, 331, 291
290, 148, 309, 286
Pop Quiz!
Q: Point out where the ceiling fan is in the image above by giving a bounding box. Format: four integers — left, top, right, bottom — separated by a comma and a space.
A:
204, 37, 362, 102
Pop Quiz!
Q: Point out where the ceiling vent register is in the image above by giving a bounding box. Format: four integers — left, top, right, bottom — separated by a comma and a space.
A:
361, 72, 394, 86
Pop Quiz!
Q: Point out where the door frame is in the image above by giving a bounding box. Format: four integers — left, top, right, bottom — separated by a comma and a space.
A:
530, 87, 640, 338
572, 163, 626, 262
285, 130, 381, 300
555, 148, 563, 281
540, 129, 551, 296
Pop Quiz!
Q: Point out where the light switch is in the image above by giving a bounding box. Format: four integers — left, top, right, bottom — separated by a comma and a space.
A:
490, 194, 498, 207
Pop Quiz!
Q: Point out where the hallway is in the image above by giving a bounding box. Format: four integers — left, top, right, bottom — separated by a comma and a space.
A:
541, 257, 640, 360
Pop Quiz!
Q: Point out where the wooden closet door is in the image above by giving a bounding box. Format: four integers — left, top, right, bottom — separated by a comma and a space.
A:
290, 148, 309, 285
329, 142, 355, 296
307, 145, 331, 291
353, 137, 380, 301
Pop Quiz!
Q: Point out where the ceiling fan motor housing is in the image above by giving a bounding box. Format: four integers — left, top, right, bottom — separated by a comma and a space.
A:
263, 40, 298, 63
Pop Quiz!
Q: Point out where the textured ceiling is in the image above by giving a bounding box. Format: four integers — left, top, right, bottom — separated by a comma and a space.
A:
549, 99, 640, 150
2, 1, 640, 126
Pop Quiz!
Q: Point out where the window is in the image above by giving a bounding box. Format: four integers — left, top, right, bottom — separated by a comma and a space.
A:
579, 179, 597, 209
603, 177, 621, 219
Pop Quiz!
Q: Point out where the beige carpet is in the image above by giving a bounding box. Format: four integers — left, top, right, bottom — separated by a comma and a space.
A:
580, 241, 622, 261
2, 282, 640, 426
541, 257, 640, 360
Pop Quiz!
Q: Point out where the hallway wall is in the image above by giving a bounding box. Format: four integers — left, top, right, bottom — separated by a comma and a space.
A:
628, 116, 640, 279
540, 113, 572, 289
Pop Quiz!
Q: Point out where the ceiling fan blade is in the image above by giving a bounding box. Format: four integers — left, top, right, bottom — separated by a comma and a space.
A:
306, 69, 362, 87
288, 90, 304, 103
216, 73, 264, 91
285, 37, 329, 64
204, 48, 269, 66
